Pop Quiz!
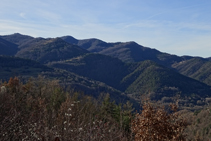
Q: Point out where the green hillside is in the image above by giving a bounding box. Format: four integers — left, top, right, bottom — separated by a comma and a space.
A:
172, 58, 211, 86
123, 61, 211, 99
49, 53, 211, 101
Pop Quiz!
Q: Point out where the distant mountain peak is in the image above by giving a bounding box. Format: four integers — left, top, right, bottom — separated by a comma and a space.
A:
8, 33, 33, 38
13, 33, 22, 35
61, 35, 78, 44
1, 33, 34, 45
120, 41, 144, 47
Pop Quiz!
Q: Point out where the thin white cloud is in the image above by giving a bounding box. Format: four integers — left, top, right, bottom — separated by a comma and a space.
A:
124, 20, 211, 32
165, 35, 211, 57
36, 9, 62, 23
176, 22, 211, 31
19, 12, 26, 19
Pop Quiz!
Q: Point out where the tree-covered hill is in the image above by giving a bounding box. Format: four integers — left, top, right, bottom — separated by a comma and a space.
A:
0, 33, 34, 46
1, 33, 211, 108
15, 38, 89, 64
61, 35, 211, 90
0, 55, 139, 108
122, 60, 211, 99
0, 56, 52, 80
2, 33, 211, 140
172, 58, 211, 86
61, 35, 185, 67
49, 53, 211, 101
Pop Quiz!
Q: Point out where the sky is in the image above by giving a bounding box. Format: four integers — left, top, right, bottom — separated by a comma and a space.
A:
0, 0, 211, 57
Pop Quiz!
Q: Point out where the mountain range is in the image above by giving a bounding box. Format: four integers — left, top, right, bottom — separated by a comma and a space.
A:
1, 33, 211, 109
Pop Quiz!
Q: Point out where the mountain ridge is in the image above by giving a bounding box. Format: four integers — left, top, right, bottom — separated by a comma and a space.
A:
15, 37, 89, 64
1, 33, 211, 108
49, 53, 211, 101
61, 35, 206, 67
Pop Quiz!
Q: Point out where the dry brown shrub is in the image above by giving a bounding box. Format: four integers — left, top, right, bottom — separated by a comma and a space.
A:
131, 101, 188, 141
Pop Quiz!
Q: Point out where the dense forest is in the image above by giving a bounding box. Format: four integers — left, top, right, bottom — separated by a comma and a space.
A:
1, 33, 211, 140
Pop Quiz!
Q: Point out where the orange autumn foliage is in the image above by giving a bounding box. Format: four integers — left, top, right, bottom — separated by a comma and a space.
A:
131, 102, 187, 141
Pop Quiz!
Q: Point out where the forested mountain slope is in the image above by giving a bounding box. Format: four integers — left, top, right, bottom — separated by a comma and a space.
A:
61, 35, 211, 88
172, 58, 211, 86
49, 53, 211, 101
61, 36, 185, 67
0, 56, 52, 80
1, 33, 211, 107
0, 55, 138, 107
15, 38, 89, 64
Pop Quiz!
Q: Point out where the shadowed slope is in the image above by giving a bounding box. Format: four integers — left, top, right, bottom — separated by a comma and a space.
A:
0, 37, 18, 56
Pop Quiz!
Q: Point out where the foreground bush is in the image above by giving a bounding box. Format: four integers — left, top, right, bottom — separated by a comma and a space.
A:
131, 100, 188, 141
0, 77, 133, 140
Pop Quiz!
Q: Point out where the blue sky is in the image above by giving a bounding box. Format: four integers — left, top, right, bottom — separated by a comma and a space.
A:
1, 0, 211, 57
